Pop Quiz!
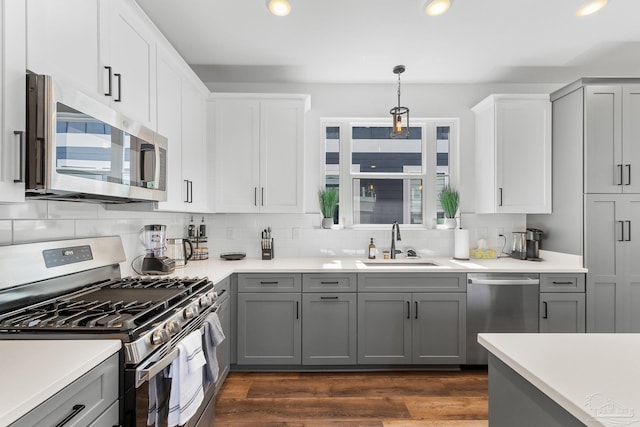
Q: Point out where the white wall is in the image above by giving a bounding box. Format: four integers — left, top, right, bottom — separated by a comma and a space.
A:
0, 81, 564, 271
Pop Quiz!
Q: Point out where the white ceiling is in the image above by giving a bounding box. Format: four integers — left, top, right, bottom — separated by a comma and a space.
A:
135, 0, 640, 85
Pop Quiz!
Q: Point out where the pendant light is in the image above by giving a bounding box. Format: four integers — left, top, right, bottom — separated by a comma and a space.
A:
390, 65, 410, 139
267, 0, 291, 16
576, 0, 607, 16
423, 0, 453, 17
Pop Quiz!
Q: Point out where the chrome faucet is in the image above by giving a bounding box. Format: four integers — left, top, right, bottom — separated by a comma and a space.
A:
390, 221, 401, 259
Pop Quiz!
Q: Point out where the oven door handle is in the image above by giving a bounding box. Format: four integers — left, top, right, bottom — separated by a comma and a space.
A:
135, 347, 180, 388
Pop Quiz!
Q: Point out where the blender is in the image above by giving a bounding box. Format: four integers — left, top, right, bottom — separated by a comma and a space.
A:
140, 224, 175, 274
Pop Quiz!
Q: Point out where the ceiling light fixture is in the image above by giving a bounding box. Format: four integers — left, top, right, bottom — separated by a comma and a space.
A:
267, 0, 291, 16
423, 0, 453, 16
390, 65, 410, 139
576, 0, 607, 16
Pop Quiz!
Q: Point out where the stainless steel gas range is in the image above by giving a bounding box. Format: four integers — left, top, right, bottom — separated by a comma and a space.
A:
0, 236, 225, 427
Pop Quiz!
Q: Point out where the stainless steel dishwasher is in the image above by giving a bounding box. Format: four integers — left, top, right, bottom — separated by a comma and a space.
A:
466, 273, 540, 364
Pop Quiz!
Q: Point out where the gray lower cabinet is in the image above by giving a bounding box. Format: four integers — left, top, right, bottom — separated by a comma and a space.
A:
357, 273, 466, 365
585, 194, 640, 332
11, 352, 119, 427
539, 273, 586, 333
236, 273, 302, 365
302, 293, 357, 365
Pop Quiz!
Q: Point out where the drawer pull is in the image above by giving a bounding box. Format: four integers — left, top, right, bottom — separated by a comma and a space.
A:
320, 281, 340, 285
260, 281, 279, 285
552, 281, 574, 285
320, 296, 339, 300
55, 404, 85, 427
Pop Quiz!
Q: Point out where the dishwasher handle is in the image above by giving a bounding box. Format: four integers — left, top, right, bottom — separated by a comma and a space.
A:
468, 278, 540, 285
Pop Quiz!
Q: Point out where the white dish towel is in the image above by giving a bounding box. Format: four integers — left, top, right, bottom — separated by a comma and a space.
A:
167, 330, 206, 427
202, 311, 226, 389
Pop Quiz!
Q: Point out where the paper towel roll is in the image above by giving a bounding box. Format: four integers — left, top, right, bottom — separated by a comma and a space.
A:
454, 229, 470, 260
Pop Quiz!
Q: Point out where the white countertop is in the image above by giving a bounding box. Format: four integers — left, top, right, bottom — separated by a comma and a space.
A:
478, 333, 640, 427
0, 340, 121, 426
172, 250, 586, 284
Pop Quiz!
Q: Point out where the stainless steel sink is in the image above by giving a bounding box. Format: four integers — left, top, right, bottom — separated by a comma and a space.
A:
360, 258, 441, 266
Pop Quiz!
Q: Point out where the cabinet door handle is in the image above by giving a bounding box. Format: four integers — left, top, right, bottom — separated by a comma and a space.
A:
542, 301, 548, 319
55, 404, 85, 427
183, 180, 189, 203
189, 180, 193, 203
406, 301, 410, 319
261, 187, 265, 206
415, 301, 418, 319
625, 220, 631, 241
618, 221, 625, 242
320, 281, 339, 285
320, 296, 339, 300
626, 164, 631, 186
114, 73, 122, 102
13, 131, 24, 183
296, 301, 299, 319
498, 187, 503, 206
254, 187, 257, 206
618, 164, 624, 185
104, 66, 112, 96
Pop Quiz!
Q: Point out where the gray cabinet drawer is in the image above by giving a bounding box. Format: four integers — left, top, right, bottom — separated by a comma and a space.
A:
303, 273, 357, 292
540, 274, 585, 292
238, 273, 302, 292
88, 401, 119, 427
358, 273, 466, 292
214, 275, 231, 296
12, 352, 119, 427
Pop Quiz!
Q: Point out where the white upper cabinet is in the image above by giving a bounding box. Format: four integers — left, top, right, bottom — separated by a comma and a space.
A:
211, 94, 309, 213
26, 0, 156, 128
472, 94, 552, 214
99, 0, 156, 128
0, 0, 26, 203
585, 85, 640, 194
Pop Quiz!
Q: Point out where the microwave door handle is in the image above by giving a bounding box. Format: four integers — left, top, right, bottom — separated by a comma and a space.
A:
13, 131, 24, 183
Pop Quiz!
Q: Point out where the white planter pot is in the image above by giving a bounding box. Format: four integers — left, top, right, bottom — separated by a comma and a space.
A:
443, 218, 457, 229
321, 218, 334, 229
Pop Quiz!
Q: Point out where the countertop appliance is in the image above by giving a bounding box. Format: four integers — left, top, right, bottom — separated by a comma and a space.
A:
466, 273, 539, 364
526, 228, 543, 260
0, 236, 224, 427
25, 73, 167, 203
510, 231, 527, 260
140, 224, 175, 274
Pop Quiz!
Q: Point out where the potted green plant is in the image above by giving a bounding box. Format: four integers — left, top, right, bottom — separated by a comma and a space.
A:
318, 188, 338, 229
440, 185, 459, 229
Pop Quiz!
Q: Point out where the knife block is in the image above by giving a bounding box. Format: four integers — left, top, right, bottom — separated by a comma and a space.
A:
261, 239, 274, 260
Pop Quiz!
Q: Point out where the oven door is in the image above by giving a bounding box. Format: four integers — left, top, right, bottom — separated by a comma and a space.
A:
123, 308, 221, 427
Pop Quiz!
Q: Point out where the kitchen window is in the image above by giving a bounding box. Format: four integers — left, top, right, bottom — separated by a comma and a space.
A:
322, 118, 457, 228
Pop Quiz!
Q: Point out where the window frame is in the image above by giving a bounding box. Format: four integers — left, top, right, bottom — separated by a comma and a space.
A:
321, 117, 459, 229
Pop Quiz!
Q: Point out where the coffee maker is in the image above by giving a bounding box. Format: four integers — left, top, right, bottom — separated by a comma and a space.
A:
141, 224, 175, 274
526, 228, 543, 261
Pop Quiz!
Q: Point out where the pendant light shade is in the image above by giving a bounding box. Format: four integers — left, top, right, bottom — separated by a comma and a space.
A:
576, 0, 607, 16
267, 0, 291, 16
390, 65, 410, 139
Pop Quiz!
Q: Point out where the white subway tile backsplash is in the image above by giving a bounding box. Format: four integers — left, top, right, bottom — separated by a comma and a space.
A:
47, 201, 99, 219
0, 201, 47, 220
0, 221, 12, 245
13, 220, 75, 243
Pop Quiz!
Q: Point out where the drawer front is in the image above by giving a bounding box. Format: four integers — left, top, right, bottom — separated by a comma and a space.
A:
12, 352, 119, 427
303, 273, 357, 292
88, 401, 119, 427
540, 274, 586, 292
358, 273, 466, 292
238, 273, 302, 292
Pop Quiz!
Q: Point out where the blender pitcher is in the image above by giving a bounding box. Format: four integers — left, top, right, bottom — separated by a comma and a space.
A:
511, 231, 527, 260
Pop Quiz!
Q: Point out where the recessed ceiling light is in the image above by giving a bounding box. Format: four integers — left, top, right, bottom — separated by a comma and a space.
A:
267, 0, 291, 17
422, 0, 453, 17
576, 0, 607, 16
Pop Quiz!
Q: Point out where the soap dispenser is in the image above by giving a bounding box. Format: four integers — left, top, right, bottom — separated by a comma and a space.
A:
368, 238, 376, 259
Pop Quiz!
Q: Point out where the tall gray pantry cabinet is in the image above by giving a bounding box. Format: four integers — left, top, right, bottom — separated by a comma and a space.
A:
530, 78, 640, 332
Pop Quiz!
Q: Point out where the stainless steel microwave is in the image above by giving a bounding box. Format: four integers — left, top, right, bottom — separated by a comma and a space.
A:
25, 73, 167, 203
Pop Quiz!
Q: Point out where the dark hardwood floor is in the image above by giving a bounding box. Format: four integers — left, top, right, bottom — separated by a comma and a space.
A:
214, 370, 488, 426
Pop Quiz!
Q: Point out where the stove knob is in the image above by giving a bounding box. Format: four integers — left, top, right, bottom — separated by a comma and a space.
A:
199, 295, 212, 308
150, 329, 170, 345
165, 320, 182, 335
183, 305, 199, 320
